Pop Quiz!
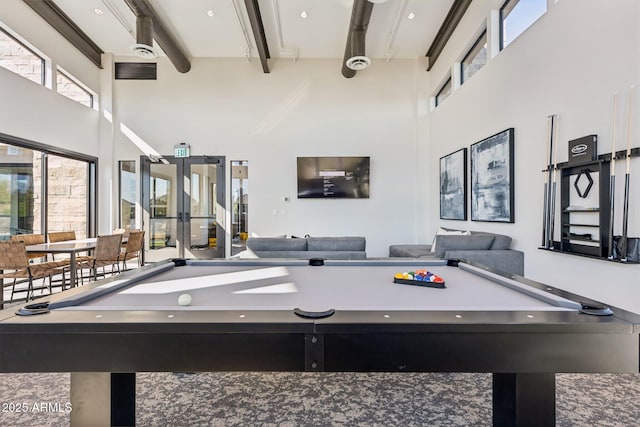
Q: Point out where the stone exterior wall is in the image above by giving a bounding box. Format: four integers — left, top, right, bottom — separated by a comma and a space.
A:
57, 72, 92, 107
0, 29, 42, 84
43, 155, 88, 239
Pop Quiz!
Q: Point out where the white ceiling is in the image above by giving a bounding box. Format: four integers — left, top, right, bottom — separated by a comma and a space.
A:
51, 0, 454, 63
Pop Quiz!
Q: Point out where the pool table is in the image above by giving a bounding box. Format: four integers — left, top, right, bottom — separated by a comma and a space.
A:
0, 258, 638, 427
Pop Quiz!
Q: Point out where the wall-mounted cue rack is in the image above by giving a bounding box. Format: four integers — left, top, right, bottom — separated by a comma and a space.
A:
541, 146, 639, 263
559, 158, 610, 257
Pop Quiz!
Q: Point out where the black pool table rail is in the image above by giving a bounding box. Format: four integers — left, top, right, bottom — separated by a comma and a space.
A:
1, 257, 638, 427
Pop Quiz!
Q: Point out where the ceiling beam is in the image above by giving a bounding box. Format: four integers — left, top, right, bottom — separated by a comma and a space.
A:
23, 0, 104, 68
244, 0, 270, 73
425, 0, 472, 71
124, 0, 191, 73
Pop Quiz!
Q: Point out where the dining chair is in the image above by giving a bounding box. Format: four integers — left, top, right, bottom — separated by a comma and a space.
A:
48, 231, 77, 243
118, 230, 145, 271
10, 234, 47, 262
0, 241, 67, 302
76, 234, 123, 283
114, 227, 141, 248
47, 231, 78, 262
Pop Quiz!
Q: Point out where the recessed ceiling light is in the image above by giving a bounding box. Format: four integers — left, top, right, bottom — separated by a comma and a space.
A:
407, 12, 416, 20
300, 11, 308, 19
207, 10, 214, 17
94, 8, 104, 15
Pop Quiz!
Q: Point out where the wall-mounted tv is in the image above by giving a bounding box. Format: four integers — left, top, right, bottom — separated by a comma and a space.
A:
297, 156, 370, 199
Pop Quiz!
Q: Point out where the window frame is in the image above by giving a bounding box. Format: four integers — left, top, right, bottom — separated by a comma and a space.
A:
0, 132, 97, 239
56, 67, 95, 109
435, 76, 453, 107
460, 29, 488, 85
118, 160, 137, 229
499, 0, 547, 51
0, 26, 46, 86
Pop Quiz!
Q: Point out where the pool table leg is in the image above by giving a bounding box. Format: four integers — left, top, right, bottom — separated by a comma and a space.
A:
70, 372, 135, 427
492, 373, 555, 427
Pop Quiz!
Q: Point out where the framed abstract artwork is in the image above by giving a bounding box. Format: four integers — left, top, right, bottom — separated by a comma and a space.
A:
439, 148, 467, 220
470, 128, 515, 223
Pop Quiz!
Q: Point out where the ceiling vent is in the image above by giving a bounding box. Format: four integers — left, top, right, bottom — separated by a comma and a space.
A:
130, 43, 156, 58
345, 28, 370, 71
115, 62, 157, 80
130, 16, 158, 58
346, 56, 370, 71
342, 0, 374, 78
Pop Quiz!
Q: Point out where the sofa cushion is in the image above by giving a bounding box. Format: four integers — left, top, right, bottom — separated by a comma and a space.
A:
305, 251, 366, 260
307, 236, 366, 251
431, 228, 469, 253
247, 237, 307, 252
444, 249, 524, 276
469, 231, 512, 250
389, 244, 432, 257
489, 234, 512, 250
434, 235, 495, 257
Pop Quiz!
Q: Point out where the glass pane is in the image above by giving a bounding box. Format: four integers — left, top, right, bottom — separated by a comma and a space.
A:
119, 161, 136, 228
436, 78, 452, 106
0, 144, 40, 239
57, 70, 93, 107
461, 31, 487, 84
231, 161, 249, 256
47, 155, 88, 239
188, 164, 217, 258
148, 163, 177, 261
0, 28, 43, 85
501, 0, 547, 49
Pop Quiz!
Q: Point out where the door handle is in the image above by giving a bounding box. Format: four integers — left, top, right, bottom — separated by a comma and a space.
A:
177, 212, 183, 221
185, 212, 190, 221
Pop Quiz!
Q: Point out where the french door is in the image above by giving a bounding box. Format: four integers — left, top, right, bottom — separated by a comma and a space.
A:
141, 156, 225, 261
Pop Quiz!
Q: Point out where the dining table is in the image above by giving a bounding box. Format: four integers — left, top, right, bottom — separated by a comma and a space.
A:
25, 238, 97, 288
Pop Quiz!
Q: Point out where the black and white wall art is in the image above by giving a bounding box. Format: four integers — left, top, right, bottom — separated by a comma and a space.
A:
440, 148, 467, 220
470, 128, 515, 222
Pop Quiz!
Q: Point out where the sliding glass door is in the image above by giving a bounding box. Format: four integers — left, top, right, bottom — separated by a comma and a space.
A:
0, 139, 95, 241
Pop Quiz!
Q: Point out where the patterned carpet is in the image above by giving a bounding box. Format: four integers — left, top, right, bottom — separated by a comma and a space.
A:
0, 371, 638, 426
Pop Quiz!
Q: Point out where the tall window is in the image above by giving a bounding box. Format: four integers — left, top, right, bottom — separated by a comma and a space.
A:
435, 76, 452, 107
231, 160, 248, 256
461, 30, 487, 84
0, 27, 44, 85
0, 138, 95, 241
119, 161, 136, 229
500, 0, 547, 49
0, 145, 38, 238
56, 69, 94, 108
46, 155, 89, 239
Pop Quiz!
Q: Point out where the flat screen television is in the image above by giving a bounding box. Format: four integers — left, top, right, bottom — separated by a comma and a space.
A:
297, 156, 370, 199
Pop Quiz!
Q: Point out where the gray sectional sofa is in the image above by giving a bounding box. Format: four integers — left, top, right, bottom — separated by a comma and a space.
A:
389, 229, 524, 276
245, 236, 366, 259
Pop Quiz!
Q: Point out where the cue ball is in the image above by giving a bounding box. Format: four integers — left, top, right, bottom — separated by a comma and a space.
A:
178, 293, 192, 306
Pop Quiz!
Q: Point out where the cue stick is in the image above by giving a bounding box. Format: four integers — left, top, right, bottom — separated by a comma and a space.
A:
608, 92, 618, 259
621, 85, 634, 261
549, 114, 559, 249
541, 116, 553, 248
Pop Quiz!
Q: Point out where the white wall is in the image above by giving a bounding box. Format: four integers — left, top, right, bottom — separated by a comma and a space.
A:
0, 0, 101, 154
112, 57, 426, 257
425, 0, 640, 313
2, 0, 638, 313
